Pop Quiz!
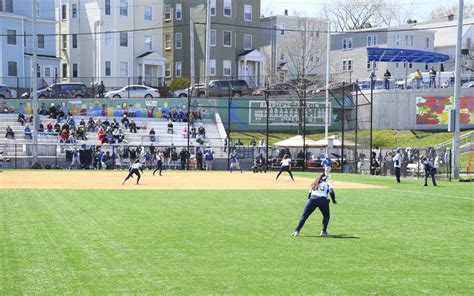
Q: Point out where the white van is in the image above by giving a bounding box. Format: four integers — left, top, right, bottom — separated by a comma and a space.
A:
395, 71, 454, 89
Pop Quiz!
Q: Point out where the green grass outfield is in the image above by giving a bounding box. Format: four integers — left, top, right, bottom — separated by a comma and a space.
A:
1, 173, 473, 294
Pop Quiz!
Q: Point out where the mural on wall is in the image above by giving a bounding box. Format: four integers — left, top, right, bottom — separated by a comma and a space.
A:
416, 96, 474, 125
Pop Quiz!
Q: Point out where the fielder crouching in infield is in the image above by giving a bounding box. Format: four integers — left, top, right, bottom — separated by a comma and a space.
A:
122, 159, 144, 185
291, 173, 336, 237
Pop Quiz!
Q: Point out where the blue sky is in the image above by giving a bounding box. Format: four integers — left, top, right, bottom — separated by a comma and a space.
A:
261, 0, 474, 21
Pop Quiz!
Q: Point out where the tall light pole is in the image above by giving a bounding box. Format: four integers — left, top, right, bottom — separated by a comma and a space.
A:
32, 0, 38, 163
204, 0, 211, 93
325, 19, 331, 140
452, 0, 464, 179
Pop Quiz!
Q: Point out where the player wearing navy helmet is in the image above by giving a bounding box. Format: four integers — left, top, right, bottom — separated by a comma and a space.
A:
291, 173, 336, 237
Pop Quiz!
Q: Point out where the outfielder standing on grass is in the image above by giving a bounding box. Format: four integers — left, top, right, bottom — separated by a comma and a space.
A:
276, 154, 294, 181
291, 173, 336, 237
422, 157, 437, 186
122, 159, 144, 185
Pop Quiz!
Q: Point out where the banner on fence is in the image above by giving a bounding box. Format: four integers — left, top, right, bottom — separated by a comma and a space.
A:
416, 96, 474, 125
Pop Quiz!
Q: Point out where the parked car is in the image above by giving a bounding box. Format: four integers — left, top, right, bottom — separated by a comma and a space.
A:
104, 85, 160, 99
173, 84, 205, 98
193, 80, 254, 97
0, 85, 13, 99
462, 81, 474, 88
33, 82, 90, 99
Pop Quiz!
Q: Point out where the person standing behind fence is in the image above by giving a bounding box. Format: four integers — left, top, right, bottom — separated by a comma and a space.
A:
276, 154, 294, 181
393, 149, 402, 183
70, 148, 81, 169
429, 67, 437, 88
384, 69, 391, 90
414, 69, 423, 89
204, 147, 214, 170
422, 157, 437, 186
97, 81, 105, 98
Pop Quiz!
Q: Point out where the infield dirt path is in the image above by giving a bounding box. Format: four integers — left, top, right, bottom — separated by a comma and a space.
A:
0, 170, 385, 190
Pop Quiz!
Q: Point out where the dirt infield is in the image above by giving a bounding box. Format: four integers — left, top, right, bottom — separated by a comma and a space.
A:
0, 170, 386, 190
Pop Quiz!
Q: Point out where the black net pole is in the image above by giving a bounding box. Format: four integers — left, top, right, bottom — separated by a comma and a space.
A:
186, 88, 191, 170
227, 82, 232, 170
341, 82, 345, 174
354, 83, 359, 174
370, 74, 374, 172
303, 87, 307, 172
265, 91, 269, 168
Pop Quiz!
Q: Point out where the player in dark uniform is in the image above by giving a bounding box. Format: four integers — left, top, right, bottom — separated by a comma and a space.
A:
153, 149, 164, 176
122, 159, 144, 185
276, 154, 294, 181
291, 173, 336, 237
422, 157, 437, 186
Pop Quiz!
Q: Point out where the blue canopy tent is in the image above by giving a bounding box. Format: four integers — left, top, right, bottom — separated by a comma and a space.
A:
367, 47, 450, 88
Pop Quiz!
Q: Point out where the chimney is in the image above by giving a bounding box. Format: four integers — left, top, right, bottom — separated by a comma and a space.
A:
284, 9, 288, 16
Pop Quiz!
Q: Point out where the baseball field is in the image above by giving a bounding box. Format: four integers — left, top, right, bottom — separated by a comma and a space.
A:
0, 170, 472, 294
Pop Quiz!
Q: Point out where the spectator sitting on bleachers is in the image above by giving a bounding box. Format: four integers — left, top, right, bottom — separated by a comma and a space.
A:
18, 113, 27, 126
54, 123, 61, 133
79, 118, 86, 127
111, 118, 119, 130
56, 108, 66, 123
182, 126, 188, 138
95, 118, 103, 130
97, 127, 105, 142
167, 120, 174, 134
24, 125, 32, 140
46, 122, 53, 133
103, 118, 110, 128
149, 128, 156, 142
61, 122, 70, 133
113, 128, 127, 143
67, 116, 76, 127
59, 129, 69, 143
68, 131, 76, 143
48, 103, 57, 119
105, 130, 114, 144
129, 120, 137, 133
198, 125, 206, 138
191, 126, 197, 138
121, 115, 130, 129
76, 126, 87, 140
38, 123, 44, 133
87, 117, 96, 132
5, 126, 15, 139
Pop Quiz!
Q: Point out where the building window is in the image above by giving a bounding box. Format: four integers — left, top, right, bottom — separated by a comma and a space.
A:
395, 34, 400, 46
244, 34, 252, 50
343, 38, 347, 49
5, 0, 13, 12
348, 60, 353, 71
410, 35, 414, 46
62, 34, 67, 49
425, 64, 429, 71
120, 32, 128, 47
426, 37, 430, 48
62, 63, 68, 78
244, 5, 252, 21
280, 23, 285, 36
36, 64, 41, 78
223, 31, 232, 47
210, 59, 216, 76
105, 31, 111, 47
175, 33, 182, 49
165, 63, 171, 77
105, 0, 111, 15
62, 4, 67, 20
120, 62, 128, 77
367, 34, 377, 46
210, 0, 216, 16
176, 3, 182, 20
72, 34, 78, 49
144, 36, 152, 51
120, 0, 128, 16
224, 0, 232, 17
105, 61, 111, 76
348, 38, 353, 49
280, 52, 284, 61
36, 2, 40, 17
44, 66, 51, 78
7, 29, 16, 45
72, 4, 77, 19
210, 30, 216, 46
395, 62, 399, 68
72, 64, 78, 78
38, 34, 45, 49
175, 62, 182, 77
0, 1, 3, 12
144, 6, 152, 21
164, 5, 171, 20
165, 34, 171, 49
404, 35, 409, 45
8, 61, 17, 76
409, 62, 413, 68
342, 59, 353, 71
223, 60, 232, 76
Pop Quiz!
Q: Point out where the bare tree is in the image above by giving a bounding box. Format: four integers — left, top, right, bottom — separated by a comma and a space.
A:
325, 0, 385, 31
428, 3, 474, 20
377, 0, 416, 27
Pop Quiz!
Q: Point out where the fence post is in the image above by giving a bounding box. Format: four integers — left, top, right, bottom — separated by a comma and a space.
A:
186, 91, 191, 170
265, 91, 269, 169
355, 84, 358, 174
341, 82, 345, 174
16, 77, 20, 99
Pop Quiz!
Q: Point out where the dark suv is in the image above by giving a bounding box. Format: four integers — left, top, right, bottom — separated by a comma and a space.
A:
195, 80, 253, 97
0, 85, 13, 99
36, 82, 90, 99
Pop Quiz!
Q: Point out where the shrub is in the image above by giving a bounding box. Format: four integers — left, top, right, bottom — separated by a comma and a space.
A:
169, 78, 190, 92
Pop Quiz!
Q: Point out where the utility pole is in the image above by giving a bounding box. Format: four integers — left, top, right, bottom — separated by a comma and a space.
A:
452, 0, 464, 179
190, 9, 195, 87
204, 0, 211, 95
32, 0, 38, 164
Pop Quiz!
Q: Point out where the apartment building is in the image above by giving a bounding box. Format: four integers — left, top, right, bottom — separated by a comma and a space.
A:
57, 0, 165, 88
330, 26, 435, 83
162, 0, 264, 87
260, 11, 328, 84
411, 16, 474, 73
0, 0, 59, 89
